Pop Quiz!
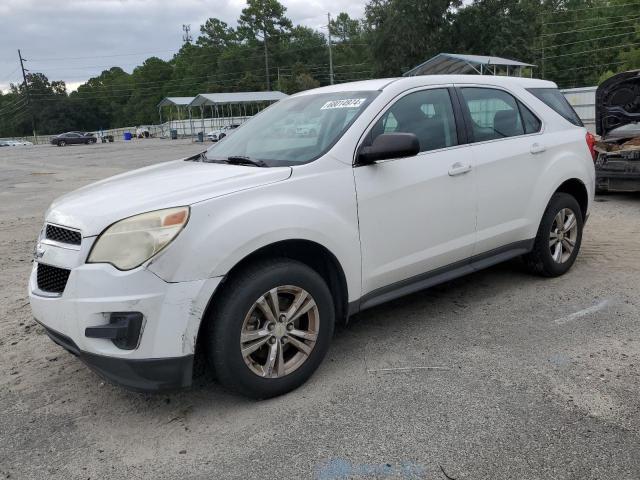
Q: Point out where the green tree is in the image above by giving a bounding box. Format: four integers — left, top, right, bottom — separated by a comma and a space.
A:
238, 0, 293, 89
364, 0, 462, 76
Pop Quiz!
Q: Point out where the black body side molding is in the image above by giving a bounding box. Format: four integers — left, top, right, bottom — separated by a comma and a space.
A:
349, 239, 534, 315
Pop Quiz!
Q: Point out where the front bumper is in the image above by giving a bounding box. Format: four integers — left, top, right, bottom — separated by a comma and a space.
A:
38, 320, 193, 391
29, 244, 222, 391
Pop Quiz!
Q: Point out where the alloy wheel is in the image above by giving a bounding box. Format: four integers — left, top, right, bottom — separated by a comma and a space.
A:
549, 207, 578, 264
240, 285, 319, 378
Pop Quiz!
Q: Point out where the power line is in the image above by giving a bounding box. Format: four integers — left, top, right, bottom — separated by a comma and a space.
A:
553, 59, 628, 74
542, 12, 640, 25
541, 15, 640, 36
540, 1, 640, 15
536, 30, 639, 50
543, 41, 640, 60
27, 62, 371, 98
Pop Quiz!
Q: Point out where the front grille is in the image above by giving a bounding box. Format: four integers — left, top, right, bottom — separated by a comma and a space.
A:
37, 263, 71, 294
45, 224, 81, 246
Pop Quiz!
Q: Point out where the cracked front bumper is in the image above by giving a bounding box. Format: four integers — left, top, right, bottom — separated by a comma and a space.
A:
29, 259, 222, 391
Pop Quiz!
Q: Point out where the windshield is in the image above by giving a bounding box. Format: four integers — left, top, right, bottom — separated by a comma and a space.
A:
204, 91, 378, 166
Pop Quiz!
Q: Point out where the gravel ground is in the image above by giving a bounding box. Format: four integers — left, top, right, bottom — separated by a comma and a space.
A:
1, 139, 639, 479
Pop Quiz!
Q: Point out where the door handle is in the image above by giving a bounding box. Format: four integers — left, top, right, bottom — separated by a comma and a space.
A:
448, 162, 472, 176
530, 143, 547, 154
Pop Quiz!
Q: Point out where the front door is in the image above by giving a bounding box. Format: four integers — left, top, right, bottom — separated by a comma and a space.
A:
354, 87, 477, 297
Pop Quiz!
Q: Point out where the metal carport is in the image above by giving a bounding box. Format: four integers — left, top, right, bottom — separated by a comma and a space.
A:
156, 97, 195, 137
404, 53, 536, 77
188, 91, 288, 139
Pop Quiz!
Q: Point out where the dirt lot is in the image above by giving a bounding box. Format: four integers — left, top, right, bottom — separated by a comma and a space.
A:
1, 139, 639, 479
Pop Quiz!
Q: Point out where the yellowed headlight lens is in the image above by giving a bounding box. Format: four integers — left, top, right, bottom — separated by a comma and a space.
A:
87, 206, 190, 270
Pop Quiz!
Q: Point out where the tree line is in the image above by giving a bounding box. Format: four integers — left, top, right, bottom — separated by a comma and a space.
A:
1, 0, 639, 137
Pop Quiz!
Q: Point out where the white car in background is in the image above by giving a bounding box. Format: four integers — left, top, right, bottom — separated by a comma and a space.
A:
206, 124, 240, 141
29, 75, 594, 398
1, 139, 33, 146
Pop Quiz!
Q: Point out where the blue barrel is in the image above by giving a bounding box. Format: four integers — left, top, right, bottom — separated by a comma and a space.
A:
123, 132, 132, 141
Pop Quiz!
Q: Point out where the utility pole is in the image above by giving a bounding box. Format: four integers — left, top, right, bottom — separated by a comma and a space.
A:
18, 49, 36, 142
263, 25, 270, 91
327, 13, 334, 85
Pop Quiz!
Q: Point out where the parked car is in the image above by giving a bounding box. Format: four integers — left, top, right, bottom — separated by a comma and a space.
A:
207, 124, 241, 141
136, 126, 151, 138
50, 132, 97, 146
592, 70, 640, 192
29, 75, 595, 398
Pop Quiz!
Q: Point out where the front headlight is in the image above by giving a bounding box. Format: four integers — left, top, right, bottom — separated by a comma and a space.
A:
87, 207, 189, 270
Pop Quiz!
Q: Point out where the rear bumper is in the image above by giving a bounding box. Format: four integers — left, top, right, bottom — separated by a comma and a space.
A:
38, 320, 193, 392
596, 152, 640, 192
596, 170, 640, 192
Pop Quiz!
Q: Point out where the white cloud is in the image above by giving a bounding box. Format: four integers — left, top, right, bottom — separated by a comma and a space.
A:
0, 0, 365, 89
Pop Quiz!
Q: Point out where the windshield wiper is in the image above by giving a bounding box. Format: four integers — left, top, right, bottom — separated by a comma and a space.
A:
225, 155, 268, 167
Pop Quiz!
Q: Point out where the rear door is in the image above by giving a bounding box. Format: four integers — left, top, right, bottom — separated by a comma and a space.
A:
354, 87, 477, 297
456, 86, 546, 255
67, 133, 82, 144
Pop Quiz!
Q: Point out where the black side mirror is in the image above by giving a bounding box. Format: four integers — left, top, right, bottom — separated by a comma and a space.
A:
357, 132, 420, 165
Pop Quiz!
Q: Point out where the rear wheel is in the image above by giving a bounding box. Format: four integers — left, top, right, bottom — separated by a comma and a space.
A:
206, 259, 334, 398
523, 192, 584, 277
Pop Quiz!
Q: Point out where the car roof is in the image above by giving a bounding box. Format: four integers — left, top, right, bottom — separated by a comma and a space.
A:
295, 75, 557, 96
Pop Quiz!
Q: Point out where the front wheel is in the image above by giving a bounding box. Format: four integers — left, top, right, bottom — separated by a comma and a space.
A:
206, 259, 335, 398
523, 192, 584, 277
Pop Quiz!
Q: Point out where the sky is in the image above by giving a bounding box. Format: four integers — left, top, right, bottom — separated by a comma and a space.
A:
0, 0, 366, 93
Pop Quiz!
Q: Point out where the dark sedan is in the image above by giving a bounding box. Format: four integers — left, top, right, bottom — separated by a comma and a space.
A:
50, 132, 97, 146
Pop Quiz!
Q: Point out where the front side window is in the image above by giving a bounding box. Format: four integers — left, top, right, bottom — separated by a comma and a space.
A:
369, 88, 459, 153
460, 87, 528, 142
204, 91, 378, 166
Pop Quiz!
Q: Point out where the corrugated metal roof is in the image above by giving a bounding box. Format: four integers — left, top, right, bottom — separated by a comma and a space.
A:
157, 97, 195, 107
189, 91, 288, 107
404, 53, 536, 76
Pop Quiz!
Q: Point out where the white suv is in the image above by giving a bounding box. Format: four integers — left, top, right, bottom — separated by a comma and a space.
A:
29, 76, 595, 398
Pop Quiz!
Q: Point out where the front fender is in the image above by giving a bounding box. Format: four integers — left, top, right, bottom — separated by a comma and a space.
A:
148, 164, 362, 303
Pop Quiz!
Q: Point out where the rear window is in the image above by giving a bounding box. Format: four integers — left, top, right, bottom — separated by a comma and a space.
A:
527, 88, 583, 127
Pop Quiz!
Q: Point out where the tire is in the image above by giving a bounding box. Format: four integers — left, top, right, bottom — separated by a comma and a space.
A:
206, 258, 335, 398
58, 140, 66, 147
523, 192, 584, 277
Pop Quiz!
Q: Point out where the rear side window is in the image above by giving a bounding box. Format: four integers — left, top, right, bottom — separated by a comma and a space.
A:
519, 102, 542, 134
371, 88, 459, 153
527, 88, 583, 127
460, 88, 525, 141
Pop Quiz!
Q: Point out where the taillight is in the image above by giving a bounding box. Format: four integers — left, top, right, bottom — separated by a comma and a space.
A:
585, 131, 597, 162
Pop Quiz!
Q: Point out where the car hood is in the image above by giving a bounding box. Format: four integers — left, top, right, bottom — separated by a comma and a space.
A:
596, 69, 640, 139
46, 156, 292, 236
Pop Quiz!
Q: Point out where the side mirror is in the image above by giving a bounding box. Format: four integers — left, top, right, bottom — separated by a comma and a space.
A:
357, 132, 420, 165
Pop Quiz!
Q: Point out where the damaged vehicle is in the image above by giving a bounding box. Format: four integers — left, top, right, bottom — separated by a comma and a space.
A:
29, 76, 595, 398
595, 70, 640, 192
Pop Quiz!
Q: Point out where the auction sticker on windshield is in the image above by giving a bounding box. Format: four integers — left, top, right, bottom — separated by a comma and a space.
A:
321, 98, 367, 110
